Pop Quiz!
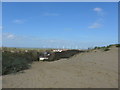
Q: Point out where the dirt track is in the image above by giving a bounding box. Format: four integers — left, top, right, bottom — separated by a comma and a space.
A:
2, 47, 118, 88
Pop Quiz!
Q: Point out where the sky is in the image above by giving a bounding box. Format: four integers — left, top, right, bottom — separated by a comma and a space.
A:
2, 2, 118, 49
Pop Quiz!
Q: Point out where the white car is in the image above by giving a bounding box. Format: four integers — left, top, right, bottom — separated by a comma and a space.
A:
39, 57, 48, 61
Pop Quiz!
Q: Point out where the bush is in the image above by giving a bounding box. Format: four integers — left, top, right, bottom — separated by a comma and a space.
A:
93, 46, 110, 51
28, 50, 39, 61
103, 48, 110, 51
115, 44, 120, 47
93, 46, 101, 49
2, 51, 33, 75
94, 47, 98, 49
46, 50, 80, 61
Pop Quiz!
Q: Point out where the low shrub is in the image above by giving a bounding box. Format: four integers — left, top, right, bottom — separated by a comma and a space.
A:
115, 44, 120, 47
2, 51, 33, 75
93, 46, 110, 51
103, 48, 110, 51
46, 50, 80, 61
93, 46, 101, 49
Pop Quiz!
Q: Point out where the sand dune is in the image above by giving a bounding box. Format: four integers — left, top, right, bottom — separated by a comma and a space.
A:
2, 47, 118, 88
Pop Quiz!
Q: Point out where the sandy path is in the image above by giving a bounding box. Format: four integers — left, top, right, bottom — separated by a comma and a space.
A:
2, 47, 118, 88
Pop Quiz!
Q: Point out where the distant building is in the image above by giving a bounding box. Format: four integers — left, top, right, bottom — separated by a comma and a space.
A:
52, 49, 63, 52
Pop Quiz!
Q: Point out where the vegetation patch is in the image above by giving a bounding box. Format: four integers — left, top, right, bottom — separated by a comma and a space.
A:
49, 50, 81, 61
115, 44, 120, 47
2, 44, 119, 75
2, 48, 81, 75
2, 51, 40, 75
103, 48, 110, 51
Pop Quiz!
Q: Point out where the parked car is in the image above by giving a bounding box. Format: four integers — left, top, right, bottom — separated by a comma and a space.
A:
39, 51, 54, 61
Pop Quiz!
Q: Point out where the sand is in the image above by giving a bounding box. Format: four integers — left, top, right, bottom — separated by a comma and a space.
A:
2, 47, 118, 88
